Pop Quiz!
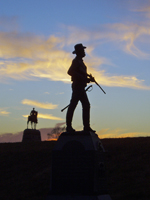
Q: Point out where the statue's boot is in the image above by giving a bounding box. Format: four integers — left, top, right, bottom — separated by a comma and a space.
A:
83, 105, 96, 132
66, 105, 76, 133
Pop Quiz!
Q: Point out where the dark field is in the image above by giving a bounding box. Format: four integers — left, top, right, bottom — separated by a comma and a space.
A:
0, 137, 150, 200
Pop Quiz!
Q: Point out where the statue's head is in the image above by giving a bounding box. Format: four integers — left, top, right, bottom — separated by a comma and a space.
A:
72, 43, 86, 58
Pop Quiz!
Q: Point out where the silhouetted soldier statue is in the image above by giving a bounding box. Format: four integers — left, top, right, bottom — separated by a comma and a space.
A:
66, 43, 95, 133
27, 108, 38, 129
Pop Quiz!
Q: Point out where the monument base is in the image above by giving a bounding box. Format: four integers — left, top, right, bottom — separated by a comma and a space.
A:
22, 129, 41, 142
48, 131, 111, 200
46, 194, 112, 200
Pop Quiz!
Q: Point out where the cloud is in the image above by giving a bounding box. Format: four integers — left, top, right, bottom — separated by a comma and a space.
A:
21, 99, 58, 109
0, 132, 23, 143
44, 92, 50, 95
0, 108, 10, 116
0, 32, 72, 83
38, 113, 63, 120
23, 113, 63, 120
97, 128, 150, 138
66, 23, 150, 58
0, 22, 150, 90
132, 6, 150, 18
94, 73, 150, 90
108, 23, 150, 58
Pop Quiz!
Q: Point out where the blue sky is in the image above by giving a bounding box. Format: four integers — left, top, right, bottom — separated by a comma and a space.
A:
0, 0, 150, 141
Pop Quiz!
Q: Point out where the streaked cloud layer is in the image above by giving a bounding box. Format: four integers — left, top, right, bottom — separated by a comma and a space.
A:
0, 20, 150, 89
0, 108, 10, 116
23, 113, 63, 120
21, 99, 58, 109
98, 128, 150, 139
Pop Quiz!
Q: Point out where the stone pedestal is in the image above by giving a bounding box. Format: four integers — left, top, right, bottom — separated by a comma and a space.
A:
47, 131, 111, 200
22, 129, 41, 142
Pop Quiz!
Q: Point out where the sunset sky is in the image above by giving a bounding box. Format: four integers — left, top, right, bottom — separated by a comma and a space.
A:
0, 0, 150, 141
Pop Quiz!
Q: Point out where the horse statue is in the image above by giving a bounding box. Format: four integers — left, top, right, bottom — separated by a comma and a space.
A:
27, 108, 38, 129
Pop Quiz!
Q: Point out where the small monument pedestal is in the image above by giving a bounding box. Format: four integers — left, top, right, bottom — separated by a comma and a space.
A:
22, 129, 41, 142
47, 131, 111, 200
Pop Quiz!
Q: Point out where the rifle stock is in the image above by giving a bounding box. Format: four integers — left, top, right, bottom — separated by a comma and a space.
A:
61, 85, 92, 112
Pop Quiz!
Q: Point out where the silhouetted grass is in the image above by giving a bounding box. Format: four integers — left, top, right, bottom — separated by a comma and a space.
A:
0, 137, 150, 200
103, 137, 150, 200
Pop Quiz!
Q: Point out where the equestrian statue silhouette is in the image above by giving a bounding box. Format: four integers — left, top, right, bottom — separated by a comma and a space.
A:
27, 108, 38, 129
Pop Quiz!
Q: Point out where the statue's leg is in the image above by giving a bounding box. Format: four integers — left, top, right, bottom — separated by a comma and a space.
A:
66, 101, 78, 128
27, 116, 30, 129
31, 122, 33, 129
66, 87, 79, 132
80, 91, 95, 132
80, 92, 90, 129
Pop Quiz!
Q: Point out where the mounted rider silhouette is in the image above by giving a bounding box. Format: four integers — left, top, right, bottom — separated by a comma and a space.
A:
27, 108, 38, 129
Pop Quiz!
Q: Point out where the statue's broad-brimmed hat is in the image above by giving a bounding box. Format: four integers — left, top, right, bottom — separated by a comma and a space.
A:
72, 43, 86, 54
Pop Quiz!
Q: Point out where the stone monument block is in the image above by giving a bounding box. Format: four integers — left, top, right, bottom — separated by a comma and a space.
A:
47, 131, 111, 200
22, 129, 41, 142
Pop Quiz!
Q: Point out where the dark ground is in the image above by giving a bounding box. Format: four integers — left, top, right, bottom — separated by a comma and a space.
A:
0, 137, 150, 200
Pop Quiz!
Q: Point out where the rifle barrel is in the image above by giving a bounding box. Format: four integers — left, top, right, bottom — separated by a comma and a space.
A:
87, 73, 106, 94
95, 81, 106, 94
